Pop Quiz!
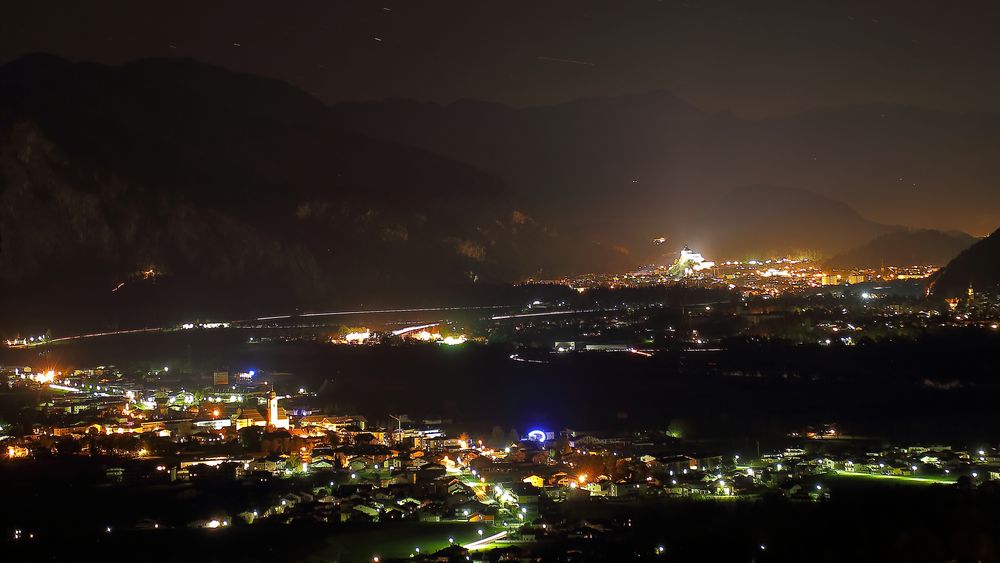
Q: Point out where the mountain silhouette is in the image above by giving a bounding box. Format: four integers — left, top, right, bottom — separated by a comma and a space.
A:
0, 55, 551, 330
336, 94, 1000, 258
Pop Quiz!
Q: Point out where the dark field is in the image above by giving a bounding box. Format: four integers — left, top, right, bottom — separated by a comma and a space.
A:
3, 329, 1000, 445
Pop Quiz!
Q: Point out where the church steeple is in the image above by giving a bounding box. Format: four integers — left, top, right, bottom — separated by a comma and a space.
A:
267, 387, 278, 429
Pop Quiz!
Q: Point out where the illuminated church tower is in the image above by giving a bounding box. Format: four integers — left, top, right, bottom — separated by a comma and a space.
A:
267, 389, 278, 428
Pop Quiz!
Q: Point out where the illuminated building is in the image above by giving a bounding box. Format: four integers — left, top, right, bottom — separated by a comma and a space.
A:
266, 389, 290, 430
668, 246, 715, 277
821, 274, 842, 286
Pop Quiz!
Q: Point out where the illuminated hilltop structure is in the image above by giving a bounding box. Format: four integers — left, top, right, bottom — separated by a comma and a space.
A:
668, 246, 715, 277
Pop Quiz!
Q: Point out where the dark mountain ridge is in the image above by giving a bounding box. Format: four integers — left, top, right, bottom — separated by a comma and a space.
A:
929, 227, 1000, 298
0, 54, 552, 331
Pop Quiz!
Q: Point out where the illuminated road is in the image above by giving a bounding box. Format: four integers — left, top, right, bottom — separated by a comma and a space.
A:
509, 354, 549, 364
391, 322, 440, 336
261, 304, 511, 321
6, 305, 514, 348
490, 308, 607, 320
463, 530, 508, 550
42, 327, 163, 346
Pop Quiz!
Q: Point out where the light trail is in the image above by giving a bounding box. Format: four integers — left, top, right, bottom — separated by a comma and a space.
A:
509, 354, 548, 364
491, 308, 607, 320
463, 530, 508, 550
46, 327, 163, 344
390, 322, 439, 336
8, 304, 515, 348
296, 304, 510, 319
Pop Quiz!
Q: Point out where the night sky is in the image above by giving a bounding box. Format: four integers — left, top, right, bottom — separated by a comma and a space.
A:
3, 0, 1000, 118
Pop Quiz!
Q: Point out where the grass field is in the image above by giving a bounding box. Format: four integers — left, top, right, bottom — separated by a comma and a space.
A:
825, 470, 957, 488
305, 521, 499, 562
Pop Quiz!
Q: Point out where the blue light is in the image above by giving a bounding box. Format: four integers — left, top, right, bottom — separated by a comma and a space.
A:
248, 370, 255, 376
527, 429, 546, 443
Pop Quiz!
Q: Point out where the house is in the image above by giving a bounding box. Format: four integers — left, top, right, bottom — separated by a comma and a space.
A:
510, 483, 540, 505
251, 454, 285, 474
234, 409, 266, 430
348, 456, 375, 471
352, 504, 380, 521
522, 474, 545, 488
310, 459, 335, 471
658, 455, 698, 475
261, 430, 293, 454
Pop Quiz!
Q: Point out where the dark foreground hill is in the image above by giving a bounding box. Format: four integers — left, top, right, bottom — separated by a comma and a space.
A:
929, 227, 1000, 298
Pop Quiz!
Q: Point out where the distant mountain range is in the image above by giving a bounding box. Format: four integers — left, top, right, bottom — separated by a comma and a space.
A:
336, 94, 1000, 260
0, 55, 994, 330
929, 227, 1000, 298
686, 184, 896, 259
828, 229, 978, 269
